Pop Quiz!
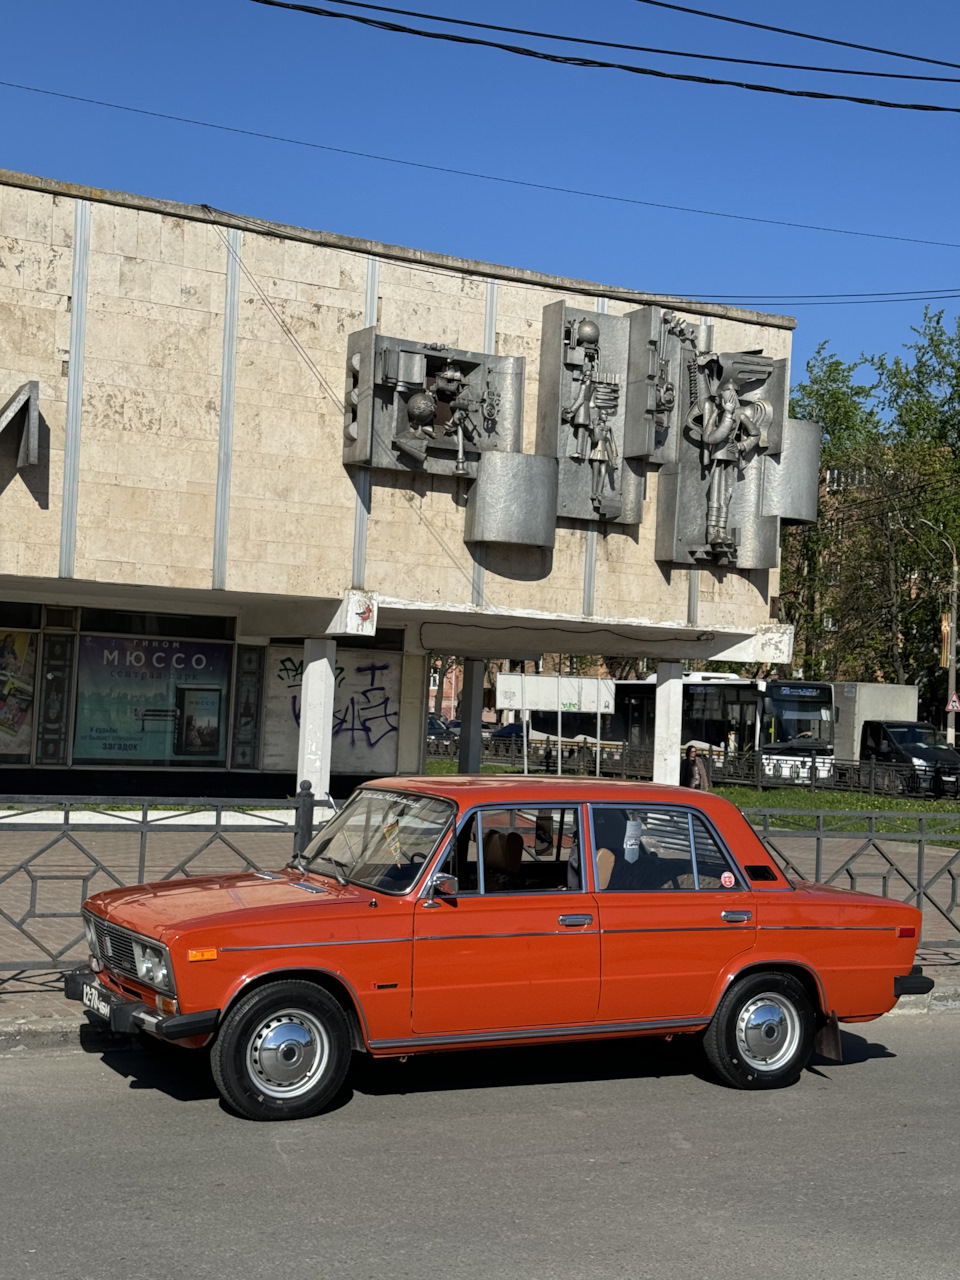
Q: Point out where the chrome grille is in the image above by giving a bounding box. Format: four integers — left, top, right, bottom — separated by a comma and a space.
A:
90, 915, 138, 979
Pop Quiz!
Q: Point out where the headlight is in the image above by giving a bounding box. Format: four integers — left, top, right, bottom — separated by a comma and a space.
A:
912, 757, 927, 769
132, 939, 173, 993
83, 915, 101, 960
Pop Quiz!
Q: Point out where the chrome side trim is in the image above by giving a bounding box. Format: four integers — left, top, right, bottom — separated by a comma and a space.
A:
416, 929, 599, 943
370, 1014, 707, 1051
601, 926, 753, 935
759, 925, 896, 932
220, 936, 408, 952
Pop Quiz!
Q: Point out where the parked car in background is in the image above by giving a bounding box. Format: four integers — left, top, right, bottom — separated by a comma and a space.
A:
67, 778, 932, 1121
426, 715, 449, 739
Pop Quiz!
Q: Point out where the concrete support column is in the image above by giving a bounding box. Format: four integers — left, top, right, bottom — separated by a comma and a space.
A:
458, 658, 485, 774
653, 661, 684, 785
297, 638, 337, 798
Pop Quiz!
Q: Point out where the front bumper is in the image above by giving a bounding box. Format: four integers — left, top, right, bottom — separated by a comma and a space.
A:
894, 966, 935, 998
65, 970, 219, 1040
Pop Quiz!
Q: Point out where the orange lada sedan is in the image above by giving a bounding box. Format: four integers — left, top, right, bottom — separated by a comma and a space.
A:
65, 778, 933, 1121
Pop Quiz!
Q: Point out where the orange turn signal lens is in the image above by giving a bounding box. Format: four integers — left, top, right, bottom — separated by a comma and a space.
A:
155, 995, 178, 1016
188, 947, 218, 961
897, 926, 917, 938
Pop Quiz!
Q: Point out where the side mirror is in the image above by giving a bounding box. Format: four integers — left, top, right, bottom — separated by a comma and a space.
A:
426, 873, 459, 899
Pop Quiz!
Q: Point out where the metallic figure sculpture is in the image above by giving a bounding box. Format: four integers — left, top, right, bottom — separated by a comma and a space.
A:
561, 318, 621, 514
674, 320, 772, 563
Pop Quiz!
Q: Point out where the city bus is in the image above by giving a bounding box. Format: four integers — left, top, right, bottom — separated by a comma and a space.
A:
530, 672, 835, 775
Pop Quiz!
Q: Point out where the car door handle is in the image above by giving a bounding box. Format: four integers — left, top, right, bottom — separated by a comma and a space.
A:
558, 914, 593, 927
721, 910, 752, 923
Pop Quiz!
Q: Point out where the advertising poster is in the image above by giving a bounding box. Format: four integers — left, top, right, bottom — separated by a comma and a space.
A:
261, 645, 401, 775
0, 630, 38, 763
72, 636, 232, 766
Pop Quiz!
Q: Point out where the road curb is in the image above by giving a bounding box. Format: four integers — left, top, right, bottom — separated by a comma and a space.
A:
0, 1010, 86, 1053
2, 983, 959, 1052
885, 980, 960, 1016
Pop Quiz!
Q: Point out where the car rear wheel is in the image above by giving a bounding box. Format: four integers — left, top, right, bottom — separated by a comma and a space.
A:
210, 980, 350, 1121
703, 971, 814, 1090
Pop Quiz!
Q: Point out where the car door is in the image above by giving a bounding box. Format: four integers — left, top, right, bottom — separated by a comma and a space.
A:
412, 804, 600, 1035
589, 803, 758, 1022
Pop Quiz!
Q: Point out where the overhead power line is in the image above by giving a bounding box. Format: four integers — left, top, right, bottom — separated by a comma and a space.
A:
211, 204, 960, 310
249, 0, 960, 114
627, 0, 960, 73
744, 293, 960, 308
295, 0, 960, 82
697, 287, 960, 300
5, 77, 960, 257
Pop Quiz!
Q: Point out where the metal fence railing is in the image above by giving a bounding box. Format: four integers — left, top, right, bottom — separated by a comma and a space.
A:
745, 809, 960, 940
2, 786, 957, 972
0, 782, 325, 973
428, 737, 957, 798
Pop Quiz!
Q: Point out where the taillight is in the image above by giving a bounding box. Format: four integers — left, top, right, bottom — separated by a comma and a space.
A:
897, 925, 916, 938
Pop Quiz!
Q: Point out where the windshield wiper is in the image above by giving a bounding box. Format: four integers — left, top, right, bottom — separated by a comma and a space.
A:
308, 853, 349, 886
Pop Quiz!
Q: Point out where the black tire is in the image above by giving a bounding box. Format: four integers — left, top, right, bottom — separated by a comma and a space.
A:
210, 980, 351, 1121
703, 971, 815, 1090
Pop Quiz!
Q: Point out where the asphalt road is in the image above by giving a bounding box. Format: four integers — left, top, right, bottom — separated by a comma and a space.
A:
1, 1019, 958, 1280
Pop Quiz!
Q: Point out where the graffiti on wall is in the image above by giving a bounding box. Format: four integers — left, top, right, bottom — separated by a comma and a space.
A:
261, 645, 401, 774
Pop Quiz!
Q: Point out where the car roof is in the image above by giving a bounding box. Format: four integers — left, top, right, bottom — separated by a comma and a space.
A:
360, 774, 741, 818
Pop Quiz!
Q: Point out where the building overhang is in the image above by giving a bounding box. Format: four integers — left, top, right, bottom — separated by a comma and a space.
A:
377, 597, 793, 664
1, 576, 793, 665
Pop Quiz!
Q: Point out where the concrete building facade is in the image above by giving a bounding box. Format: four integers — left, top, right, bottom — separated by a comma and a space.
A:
0, 169, 812, 798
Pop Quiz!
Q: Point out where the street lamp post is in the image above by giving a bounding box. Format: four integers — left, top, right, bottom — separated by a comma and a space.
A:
919, 519, 958, 746
950, 544, 958, 747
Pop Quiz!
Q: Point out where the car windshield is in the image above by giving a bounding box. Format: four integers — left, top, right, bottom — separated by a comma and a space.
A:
887, 724, 940, 748
301, 788, 454, 894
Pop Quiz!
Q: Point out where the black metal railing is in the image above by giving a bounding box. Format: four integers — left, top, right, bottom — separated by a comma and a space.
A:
2, 785, 958, 973
428, 736, 956, 799
0, 782, 326, 972
745, 808, 960, 939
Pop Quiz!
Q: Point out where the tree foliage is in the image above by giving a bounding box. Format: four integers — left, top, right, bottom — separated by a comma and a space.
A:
780, 310, 960, 719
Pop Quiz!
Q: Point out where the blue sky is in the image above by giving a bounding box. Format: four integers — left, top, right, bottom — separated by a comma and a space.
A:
3, 0, 958, 381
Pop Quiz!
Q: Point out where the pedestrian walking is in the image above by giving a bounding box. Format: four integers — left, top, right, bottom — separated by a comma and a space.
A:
679, 743, 710, 791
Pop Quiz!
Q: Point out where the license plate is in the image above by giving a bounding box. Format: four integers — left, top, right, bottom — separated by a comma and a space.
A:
81, 981, 112, 1021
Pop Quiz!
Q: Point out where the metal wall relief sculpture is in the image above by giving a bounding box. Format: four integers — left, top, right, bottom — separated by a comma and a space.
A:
343, 329, 524, 479
343, 328, 556, 548
535, 303, 645, 524
343, 306, 819, 564
650, 310, 819, 569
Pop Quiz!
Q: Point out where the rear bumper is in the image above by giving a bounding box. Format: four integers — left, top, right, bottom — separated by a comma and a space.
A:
64, 969, 219, 1040
894, 966, 935, 998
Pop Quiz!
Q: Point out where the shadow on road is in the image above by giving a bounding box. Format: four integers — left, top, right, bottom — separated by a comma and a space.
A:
81, 1020, 899, 1113
351, 1034, 713, 1098
809, 1028, 897, 1073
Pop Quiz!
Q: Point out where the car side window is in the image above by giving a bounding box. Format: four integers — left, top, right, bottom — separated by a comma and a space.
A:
591, 807, 697, 891
691, 817, 744, 889
479, 807, 581, 893
434, 813, 480, 892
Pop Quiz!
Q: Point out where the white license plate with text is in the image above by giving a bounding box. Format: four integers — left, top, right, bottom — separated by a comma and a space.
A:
81, 982, 111, 1021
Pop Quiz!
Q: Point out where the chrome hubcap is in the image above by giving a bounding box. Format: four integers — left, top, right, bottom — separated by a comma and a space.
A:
246, 1009, 329, 1099
735, 993, 801, 1072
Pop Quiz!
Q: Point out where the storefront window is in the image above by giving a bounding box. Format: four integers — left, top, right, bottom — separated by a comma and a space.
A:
0, 632, 38, 764
72, 635, 233, 767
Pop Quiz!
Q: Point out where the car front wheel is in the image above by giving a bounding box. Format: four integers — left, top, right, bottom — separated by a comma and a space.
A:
210, 980, 351, 1121
703, 971, 814, 1090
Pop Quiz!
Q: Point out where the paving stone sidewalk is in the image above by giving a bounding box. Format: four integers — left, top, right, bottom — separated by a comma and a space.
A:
1, 947, 957, 1053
